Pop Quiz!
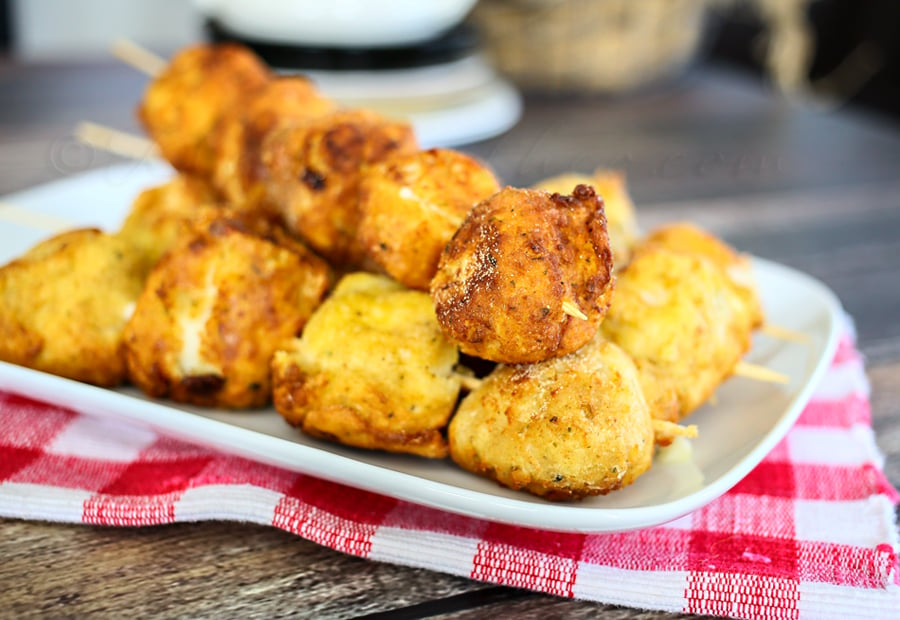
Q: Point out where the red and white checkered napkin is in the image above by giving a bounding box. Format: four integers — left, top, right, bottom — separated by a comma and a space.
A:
1, 328, 898, 619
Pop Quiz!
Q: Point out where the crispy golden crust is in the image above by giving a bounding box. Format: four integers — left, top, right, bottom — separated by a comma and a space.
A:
449, 338, 654, 500
599, 247, 755, 421
138, 44, 270, 176
430, 185, 614, 364
271, 273, 461, 458
212, 77, 336, 208
117, 175, 221, 273
0, 229, 145, 386
262, 109, 418, 267
640, 222, 764, 328
533, 169, 638, 266
358, 148, 500, 290
124, 217, 331, 408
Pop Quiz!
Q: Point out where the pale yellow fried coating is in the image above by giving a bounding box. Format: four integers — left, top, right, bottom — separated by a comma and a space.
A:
640, 222, 764, 328
357, 148, 500, 290
124, 217, 331, 408
272, 272, 461, 458
534, 169, 638, 266
212, 77, 336, 209
117, 174, 220, 273
449, 337, 654, 500
0, 229, 145, 386
138, 43, 271, 177
431, 184, 614, 364
262, 109, 418, 267
599, 247, 755, 422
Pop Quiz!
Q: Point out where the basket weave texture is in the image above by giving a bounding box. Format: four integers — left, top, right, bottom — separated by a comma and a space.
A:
469, 0, 711, 92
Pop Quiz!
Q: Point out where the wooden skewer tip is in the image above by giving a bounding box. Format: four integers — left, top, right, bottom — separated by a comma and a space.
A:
110, 38, 166, 77
760, 323, 810, 344
652, 419, 698, 439
456, 374, 483, 392
733, 361, 790, 385
561, 300, 588, 321
74, 121, 158, 161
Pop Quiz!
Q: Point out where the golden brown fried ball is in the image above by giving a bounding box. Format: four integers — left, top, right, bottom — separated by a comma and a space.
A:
599, 247, 755, 422
138, 43, 271, 177
262, 109, 418, 267
0, 229, 145, 386
357, 148, 500, 290
534, 169, 638, 266
212, 77, 336, 208
272, 273, 461, 458
124, 217, 331, 409
431, 184, 614, 364
640, 222, 764, 328
117, 174, 220, 273
449, 337, 654, 500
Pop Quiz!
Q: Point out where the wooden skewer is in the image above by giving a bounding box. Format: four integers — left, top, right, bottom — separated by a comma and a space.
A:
652, 419, 698, 439
110, 38, 166, 77
760, 323, 810, 344
0, 202, 74, 233
455, 373, 482, 392
561, 299, 588, 320
733, 361, 790, 385
74, 122, 159, 161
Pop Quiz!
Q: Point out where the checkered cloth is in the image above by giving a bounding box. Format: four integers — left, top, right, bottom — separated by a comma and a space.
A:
1, 327, 897, 619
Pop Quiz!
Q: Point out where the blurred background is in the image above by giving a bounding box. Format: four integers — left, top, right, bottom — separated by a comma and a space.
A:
0, 0, 897, 132
1, 0, 897, 119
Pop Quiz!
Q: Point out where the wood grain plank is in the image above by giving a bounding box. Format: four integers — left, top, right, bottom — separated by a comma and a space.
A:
0, 519, 490, 618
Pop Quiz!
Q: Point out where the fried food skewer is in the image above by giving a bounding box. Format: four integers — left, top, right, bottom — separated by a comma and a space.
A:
431, 184, 614, 364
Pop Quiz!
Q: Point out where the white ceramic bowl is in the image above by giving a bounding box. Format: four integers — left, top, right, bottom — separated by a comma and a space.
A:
194, 0, 479, 48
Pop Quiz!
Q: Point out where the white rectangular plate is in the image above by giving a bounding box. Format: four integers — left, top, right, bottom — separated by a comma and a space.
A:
0, 164, 843, 533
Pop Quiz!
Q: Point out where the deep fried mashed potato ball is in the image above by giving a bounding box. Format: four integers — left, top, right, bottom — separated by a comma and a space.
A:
138, 43, 270, 177
431, 184, 614, 364
599, 247, 756, 422
449, 338, 654, 500
272, 273, 461, 458
212, 77, 336, 208
357, 148, 500, 290
117, 174, 220, 272
0, 229, 145, 386
263, 109, 418, 267
124, 217, 331, 409
534, 169, 638, 266
640, 222, 764, 329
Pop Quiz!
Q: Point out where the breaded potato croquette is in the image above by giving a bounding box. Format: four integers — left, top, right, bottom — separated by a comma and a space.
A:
599, 247, 755, 422
640, 222, 764, 328
357, 148, 500, 290
138, 44, 270, 177
263, 109, 418, 267
272, 273, 461, 458
0, 229, 145, 386
117, 174, 220, 272
431, 184, 614, 364
534, 169, 638, 266
212, 77, 336, 209
124, 217, 331, 409
449, 338, 654, 500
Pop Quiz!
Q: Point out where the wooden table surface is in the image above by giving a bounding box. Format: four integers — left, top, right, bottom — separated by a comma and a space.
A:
1, 57, 899, 618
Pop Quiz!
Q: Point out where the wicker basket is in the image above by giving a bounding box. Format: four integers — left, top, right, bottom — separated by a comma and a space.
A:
469, 0, 713, 92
